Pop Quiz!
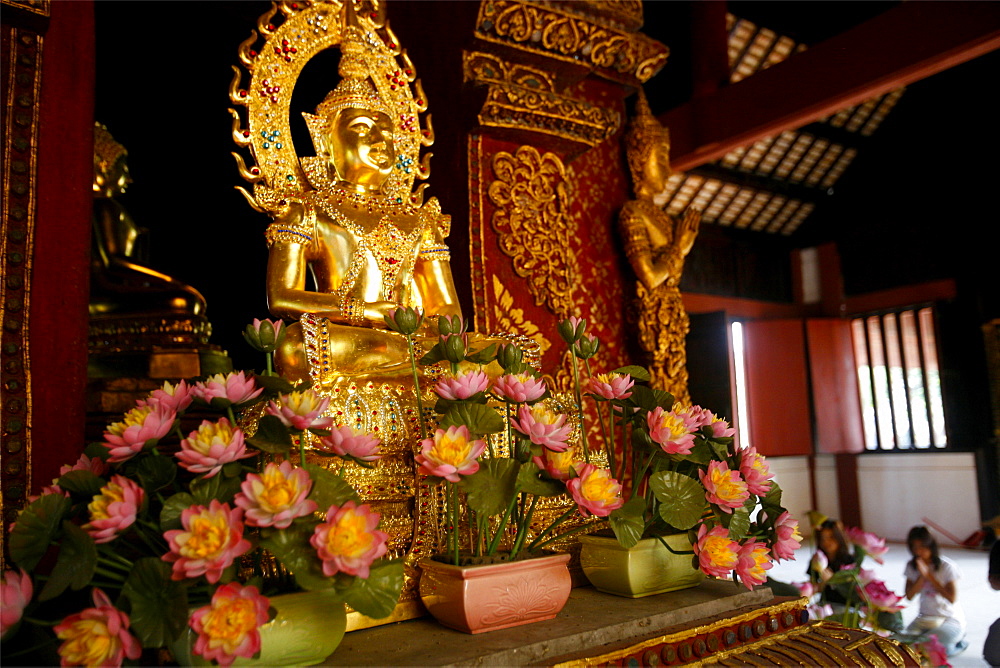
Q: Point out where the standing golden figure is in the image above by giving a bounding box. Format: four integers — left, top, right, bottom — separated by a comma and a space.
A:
620, 91, 701, 405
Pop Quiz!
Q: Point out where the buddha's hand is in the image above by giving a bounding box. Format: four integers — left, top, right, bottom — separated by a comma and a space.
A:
675, 207, 701, 257
364, 301, 402, 328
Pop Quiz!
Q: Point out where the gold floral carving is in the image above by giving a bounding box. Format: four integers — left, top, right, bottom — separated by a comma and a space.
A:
488, 146, 575, 319
463, 51, 620, 147
476, 0, 668, 84
490, 274, 552, 358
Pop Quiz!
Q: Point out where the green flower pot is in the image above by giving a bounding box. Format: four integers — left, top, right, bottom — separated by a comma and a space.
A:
579, 534, 705, 598
170, 589, 346, 667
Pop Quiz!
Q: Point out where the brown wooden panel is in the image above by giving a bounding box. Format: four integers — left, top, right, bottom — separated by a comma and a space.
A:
807, 318, 864, 454
743, 319, 813, 456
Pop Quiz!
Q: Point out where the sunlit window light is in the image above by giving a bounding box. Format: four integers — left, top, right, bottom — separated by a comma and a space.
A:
731, 321, 751, 451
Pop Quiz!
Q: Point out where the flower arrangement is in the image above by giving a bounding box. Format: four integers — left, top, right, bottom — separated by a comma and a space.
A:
791, 521, 903, 633
557, 316, 802, 589
0, 319, 403, 667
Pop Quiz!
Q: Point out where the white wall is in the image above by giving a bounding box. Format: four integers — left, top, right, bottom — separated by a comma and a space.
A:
767, 456, 814, 538
857, 452, 981, 544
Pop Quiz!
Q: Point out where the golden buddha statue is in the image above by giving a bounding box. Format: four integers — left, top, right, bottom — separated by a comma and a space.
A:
91, 123, 208, 321
619, 91, 701, 405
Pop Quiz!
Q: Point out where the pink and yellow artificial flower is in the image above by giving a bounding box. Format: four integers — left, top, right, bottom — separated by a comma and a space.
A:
859, 578, 904, 612
694, 524, 740, 579
235, 461, 318, 529
190, 583, 270, 667
567, 463, 623, 517
54, 588, 142, 668
707, 415, 737, 438
192, 371, 262, 407
792, 580, 817, 597
532, 447, 578, 481
510, 404, 572, 452
769, 510, 803, 561
493, 372, 546, 403
310, 501, 388, 578
59, 453, 107, 478
587, 373, 635, 401
435, 370, 490, 401
646, 406, 697, 455
142, 379, 195, 414
738, 446, 774, 496
82, 474, 145, 545
162, 500, 251, 583
699, 460, 750, 513
318, 426, 382, 463
1, 569, 32, 637
101, 402, 176, 462
176, 418, 254, 478
845, 526, 889, 564
735, 539, 773, 589
265, 389, 333, 432
415, 425, 485, 482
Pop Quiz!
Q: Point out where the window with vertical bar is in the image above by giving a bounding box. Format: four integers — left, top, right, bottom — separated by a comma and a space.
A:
851, 306, 947, 450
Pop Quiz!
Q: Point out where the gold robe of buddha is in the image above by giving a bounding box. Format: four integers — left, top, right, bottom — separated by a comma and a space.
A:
619, 92, 701, 405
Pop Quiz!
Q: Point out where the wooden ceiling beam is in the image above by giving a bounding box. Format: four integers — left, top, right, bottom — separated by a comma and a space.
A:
665, 1, 1000, 172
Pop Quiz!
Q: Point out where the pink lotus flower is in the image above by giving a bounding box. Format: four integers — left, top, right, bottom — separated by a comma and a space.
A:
1, 569, 32, 637
699, 460, 750, 513
859, 578, 904, 612
532, 447, 578, 480
83, 475, 144, 544
567, 463, 623, 517
190, 583, 270, 667
916, 634, 950, 667
102, 403, 176, 462
435, 370, 490, 401
28, 482, 68, 504
807, 602, 834, 621
493, 372, 546, 403
162, 501, 251, 583
811, 549, 829, 572
769, 510, 803, 561
694, 524, 740, 578
192, 371, 263, 407
792, 580, 817, 597
845, 526, 889, 564
587, 373, 634, 400
311, 501, 388, 578
510, 404, 573, 452
265, 389, 333, 431
679, 405, 715, 429
646, 406, 697, 455
738, 446, 774, 496
176, 418, 254, 478
59, 453, 107, 478
142, 379, 195, 414
707, 415, 737, 438
54, 588, 141, 667
318, 426, 382, 463
735, 539, 773, 589
236, 461, 318, 529
415, 425, 485, 482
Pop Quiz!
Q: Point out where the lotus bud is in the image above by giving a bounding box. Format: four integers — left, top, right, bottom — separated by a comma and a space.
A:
437, 314, 467, 336
384, 306, 423, 335
573, 333, 599, 360
496, 343, 525, 371
441, 333, 468, 364
557, 316, 586, 345
243, 318, 286, 353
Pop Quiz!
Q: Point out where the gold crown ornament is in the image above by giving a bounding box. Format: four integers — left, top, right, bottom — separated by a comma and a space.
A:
624, 88, 670, 195
229, 0, 436, 213
93, 122, 127, 180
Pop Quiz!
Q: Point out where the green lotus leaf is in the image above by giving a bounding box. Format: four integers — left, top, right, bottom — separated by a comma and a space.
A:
460, 459, 519, 517
134, 454, 177, 492
261, 526, 331, 591
190, 473, 241, 505
611, 365, 651, 383
38, 521, 97, 602
122, 557, 189, 647
609, 496, 647, 549
9, 494, 72, 571
338, 559, 404, 620
439, 403, 505, 436
159, 492, 196, 532
304, 464, 360, 510
57, 470, 105, 497
246, 415, 293, 454
516, 461, 565, 497
727, 507, 752, 541
649, 470, 706, 531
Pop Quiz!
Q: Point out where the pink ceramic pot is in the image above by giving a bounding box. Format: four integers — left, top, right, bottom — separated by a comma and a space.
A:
418, 552, 572, 634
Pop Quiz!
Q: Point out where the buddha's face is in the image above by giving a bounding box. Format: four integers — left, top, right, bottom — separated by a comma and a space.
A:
330, 107, 395, 190
641, 142, 672, 196
94, 158, 131, 197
